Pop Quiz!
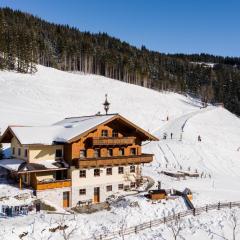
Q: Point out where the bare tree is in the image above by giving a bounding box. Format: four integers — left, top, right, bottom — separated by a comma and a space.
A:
228, 210, 240, 240
166, 217, 183, 240
57, 215, 78, 240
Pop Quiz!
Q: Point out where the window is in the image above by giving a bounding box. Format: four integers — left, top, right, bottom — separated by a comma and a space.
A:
101, 130, 108, 137
130, 182, 136, 188
112, 130, 118, 137
130, 148, 136, 155
130, 165, 135, 173
79, 189, 86, 195
80, 150, 86, 158
106, 185, 112, 192
79, 170, 86, 178
94, 168, 100, 176
18, 148, 21, 156
119, 148, 124, 156
118, 166, 124, 174
12, 147, 15, 155
56, 149, 63, 158
106, 167, 112, 175
118, 184, 124, 190
24, 149, 28, 158
94, 149, 101, 158
107, 149, 113, 157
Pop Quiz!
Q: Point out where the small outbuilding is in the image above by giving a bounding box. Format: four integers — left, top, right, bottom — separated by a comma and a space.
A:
148, 189, 167, 200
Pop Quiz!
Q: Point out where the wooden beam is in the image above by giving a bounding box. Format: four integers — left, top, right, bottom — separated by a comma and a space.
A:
19, 175, 22, 190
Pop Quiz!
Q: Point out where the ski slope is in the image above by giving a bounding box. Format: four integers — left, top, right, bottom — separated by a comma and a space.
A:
0, 65, 240, 239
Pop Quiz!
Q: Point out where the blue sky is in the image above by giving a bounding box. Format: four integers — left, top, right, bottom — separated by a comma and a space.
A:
0, 0, 239, 57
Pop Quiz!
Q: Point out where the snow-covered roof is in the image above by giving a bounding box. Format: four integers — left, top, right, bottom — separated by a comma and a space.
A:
18, 160, 69, 172
0, 159, 25, 171
0, 159, 68, 172
6, 114, 116, 145
1, 113, 158, 145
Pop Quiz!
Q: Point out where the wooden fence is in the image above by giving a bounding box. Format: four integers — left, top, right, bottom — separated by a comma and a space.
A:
85, 201, 240, 240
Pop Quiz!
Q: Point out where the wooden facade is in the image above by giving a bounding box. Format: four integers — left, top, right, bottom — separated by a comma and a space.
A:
92, 136, 136, 146
34, 179, 71, 190
72, 154, 153, 169
64, 117, 156, 168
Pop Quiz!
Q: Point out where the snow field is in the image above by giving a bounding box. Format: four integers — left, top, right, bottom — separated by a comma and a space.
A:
0, 65, 240, 239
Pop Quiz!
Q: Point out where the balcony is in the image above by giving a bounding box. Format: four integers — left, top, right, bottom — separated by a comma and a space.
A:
73, 153, 154, 168
92, 137, 135, 146
34, 179, 71, 190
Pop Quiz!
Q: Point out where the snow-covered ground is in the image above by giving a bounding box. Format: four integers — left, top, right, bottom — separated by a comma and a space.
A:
0, 65, 240, 239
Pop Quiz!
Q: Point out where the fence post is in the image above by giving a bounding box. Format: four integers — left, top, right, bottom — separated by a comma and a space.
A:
149, 220, 152, 229
230, 202, 232, 209
218, 202, 220, 210
135, 226, 138, 234
178, 213, 180, 220
206, 205, 208, 212
193, 208, 196, 216
99, 235, 102, 240
164, 217, 166, 224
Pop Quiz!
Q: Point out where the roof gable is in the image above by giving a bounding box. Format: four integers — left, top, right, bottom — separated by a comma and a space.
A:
0, 114, 158, 145
67, 114, 159, 143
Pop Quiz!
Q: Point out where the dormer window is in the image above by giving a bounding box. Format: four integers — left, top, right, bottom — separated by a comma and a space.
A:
101, 130, 108, 137
56, 149, 63, 158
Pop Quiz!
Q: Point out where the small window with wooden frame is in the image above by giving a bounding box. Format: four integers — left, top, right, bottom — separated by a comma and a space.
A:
130, 165, 135, 173
80, 150, 86, 158
18, 148, 21, 156
79, 189, 86, 195
24, 149, 28, 158
94, 168, 100, 177
79, 170, 86, 178
112, 130, 118, 137
118, 166, 124, 174
130, 148, 136, 156
12, 147, 15, 155
101, 130, 108, 137
106, 185, 112, 192
106, 167, 112, 175
55, 149, 63, 158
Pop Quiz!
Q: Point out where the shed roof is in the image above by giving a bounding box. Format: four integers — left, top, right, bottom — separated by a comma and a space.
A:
0, 159, 68, 173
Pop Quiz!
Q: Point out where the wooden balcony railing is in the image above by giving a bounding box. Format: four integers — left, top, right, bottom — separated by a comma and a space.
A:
34, 179, 71, 190
92, 137, 135, 146
73, 154, 154, 168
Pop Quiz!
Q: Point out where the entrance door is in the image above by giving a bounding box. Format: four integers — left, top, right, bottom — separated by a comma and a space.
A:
94, 187, 100, 203
63, 191, 70, 208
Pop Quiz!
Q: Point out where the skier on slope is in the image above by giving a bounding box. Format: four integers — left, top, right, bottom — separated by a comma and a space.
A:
198, 135, 201, 142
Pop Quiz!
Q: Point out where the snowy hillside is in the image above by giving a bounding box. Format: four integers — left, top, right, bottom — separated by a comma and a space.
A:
0, 65, 240, 239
